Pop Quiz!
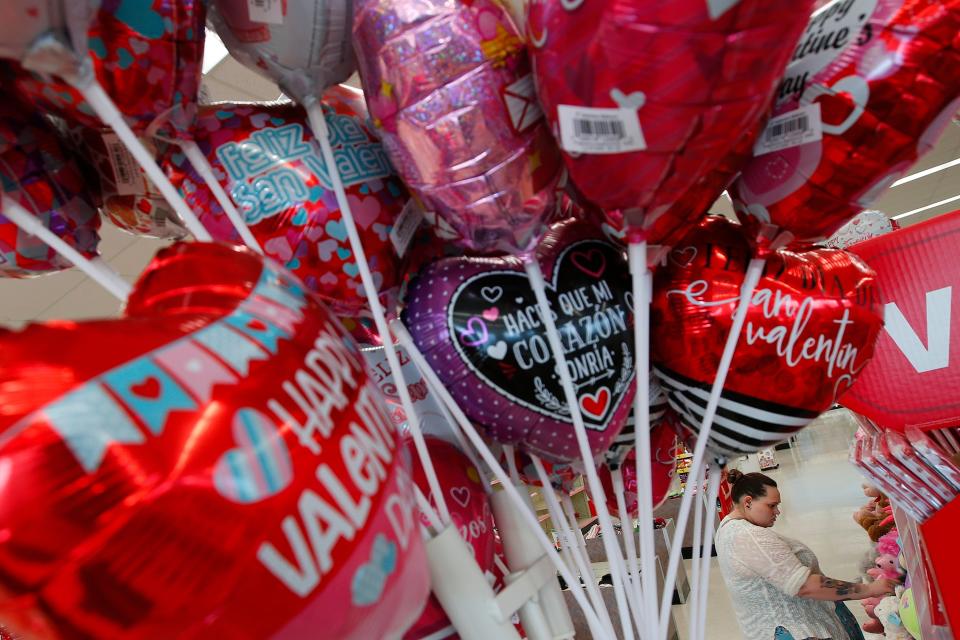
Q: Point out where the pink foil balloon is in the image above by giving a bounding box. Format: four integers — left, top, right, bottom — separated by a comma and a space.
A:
528, 0, 813, 242
352, 0, 564, 253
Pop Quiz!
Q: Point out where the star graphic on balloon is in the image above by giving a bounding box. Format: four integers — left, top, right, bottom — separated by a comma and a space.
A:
480, 24, 522, 67
380, 80, 394, 99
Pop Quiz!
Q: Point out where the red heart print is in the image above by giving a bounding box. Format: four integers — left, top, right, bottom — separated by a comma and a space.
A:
131, 376, 161, 399
579, 387, 611, 420
571, 249, 606, 278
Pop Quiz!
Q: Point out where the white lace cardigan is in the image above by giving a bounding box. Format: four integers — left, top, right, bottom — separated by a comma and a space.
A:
715, 516, 853, 640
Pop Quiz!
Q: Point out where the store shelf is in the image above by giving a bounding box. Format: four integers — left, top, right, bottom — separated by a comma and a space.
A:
893, 500, 958, 640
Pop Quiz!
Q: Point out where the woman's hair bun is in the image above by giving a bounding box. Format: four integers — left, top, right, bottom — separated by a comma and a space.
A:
726, 469, 744, 485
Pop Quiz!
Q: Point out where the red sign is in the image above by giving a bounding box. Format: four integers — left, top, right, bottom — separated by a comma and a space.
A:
841, 209, 960, 431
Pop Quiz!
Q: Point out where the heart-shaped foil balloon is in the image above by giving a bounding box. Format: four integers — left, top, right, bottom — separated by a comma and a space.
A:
0, 243, 429, 638
160, 85, 409, 316
208, 0, 355, 104
405, 437, 495, 640
528, 0, 813, 239
0, 100, 101, 277
352, 0, 564, 254
8, 0, 205, 138
66, 124, 187, 239
599, 422, 678, 518
733, 0, 960, 242
402, 219, 635, 463
651, 216, 883, 458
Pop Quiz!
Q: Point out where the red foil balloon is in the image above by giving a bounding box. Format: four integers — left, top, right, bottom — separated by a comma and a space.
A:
528, 0, 813, 241
732, 0, 960, 242
651, 216, 883, 458
9, 0, 205, 138
160, 86, 409, 316
405, 437, 495, 640
599, 422, 678, 518
352, 0, 563, 254
0, 101, 101, 276
0, 243, 429, 638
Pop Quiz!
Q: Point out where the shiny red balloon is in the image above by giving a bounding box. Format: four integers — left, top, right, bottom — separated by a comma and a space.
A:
8, 0, 205, 138
405, 438, 495, 640
733, 0, 960, 241
528, 0, 813, 241
0, 243, 429, 638
599, 422, 678, 519
160, 86, 409, 316
0, 101, 101, 276
651, 216, 883, 457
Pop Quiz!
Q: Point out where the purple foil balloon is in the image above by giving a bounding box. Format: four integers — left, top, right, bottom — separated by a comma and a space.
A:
352, 0, 564, 254
401, 219, 635, 463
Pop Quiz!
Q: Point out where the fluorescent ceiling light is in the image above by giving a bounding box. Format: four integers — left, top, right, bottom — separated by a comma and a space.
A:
892, 193, 960, 221
891, 157, 960, 188
203, 28, 229, 74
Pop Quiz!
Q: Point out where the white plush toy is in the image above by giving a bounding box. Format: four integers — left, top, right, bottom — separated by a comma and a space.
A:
874, 595, 913, 640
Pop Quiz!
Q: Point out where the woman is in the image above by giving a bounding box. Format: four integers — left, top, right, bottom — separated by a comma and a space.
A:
715, 470, 896, 640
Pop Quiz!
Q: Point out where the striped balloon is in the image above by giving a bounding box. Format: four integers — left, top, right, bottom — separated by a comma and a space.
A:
605, 378, 669, 466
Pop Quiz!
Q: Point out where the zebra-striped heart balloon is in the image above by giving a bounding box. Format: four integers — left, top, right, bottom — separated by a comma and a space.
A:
651, 216, 883, 458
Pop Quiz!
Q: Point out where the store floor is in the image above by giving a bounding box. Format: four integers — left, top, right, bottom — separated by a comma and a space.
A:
671, 409, 875, 640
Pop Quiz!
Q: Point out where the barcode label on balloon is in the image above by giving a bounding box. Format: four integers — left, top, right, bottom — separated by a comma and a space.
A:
753, 104, 822, 156
390, 199, 424, 257
101, 132, 140, 196
557, 105, 646, 154
248, 0, 284, 24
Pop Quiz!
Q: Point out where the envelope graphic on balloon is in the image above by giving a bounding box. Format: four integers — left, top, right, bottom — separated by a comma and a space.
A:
502, 75, 544, 133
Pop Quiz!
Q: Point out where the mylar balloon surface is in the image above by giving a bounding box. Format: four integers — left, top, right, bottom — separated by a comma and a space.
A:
823, 209, 898, 250
160, 85, 409, 315
208, 0, 355, 104
67, 124, 186, 239
0, 101, 100, 276
528, 0, 813, 239
605, 378, 668, 466
651, 216, 883, 457
402, 219, 635, 463
9, 0, 205, 138
0, 242, 429, 638
405, 437, 494, 640
352, 0, 563, 253
733, 0, 960, 241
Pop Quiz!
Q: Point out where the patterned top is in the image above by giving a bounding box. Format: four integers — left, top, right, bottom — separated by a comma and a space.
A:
715, 516, 852, 640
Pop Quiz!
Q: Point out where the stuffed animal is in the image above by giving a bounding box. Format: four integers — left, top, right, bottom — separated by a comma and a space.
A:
861, 594, 884, 635
855, 486, 896, 541
869, 554, 905, 582
875, 595, 913, 640
876, 531, 901, 558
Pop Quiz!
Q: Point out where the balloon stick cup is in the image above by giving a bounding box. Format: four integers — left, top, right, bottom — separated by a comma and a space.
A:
1, 194, 131, 301
303, 97, 452, 526
524, 256, 639, 640
391, 320, 601, 639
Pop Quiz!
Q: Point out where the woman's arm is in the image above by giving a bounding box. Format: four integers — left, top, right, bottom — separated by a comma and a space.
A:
797, 574, 896, 601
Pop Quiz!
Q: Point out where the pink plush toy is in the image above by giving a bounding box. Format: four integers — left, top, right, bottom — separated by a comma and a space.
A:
876, 530, 901, 558
861, 596, 884, 635
868, 554, 904, 581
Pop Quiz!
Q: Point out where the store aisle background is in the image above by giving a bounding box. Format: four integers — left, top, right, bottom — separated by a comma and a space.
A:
672, 409, 875, 639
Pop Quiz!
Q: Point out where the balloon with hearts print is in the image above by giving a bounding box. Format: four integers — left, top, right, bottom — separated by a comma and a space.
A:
402, 219, 636, 463
0, 242, 430, 639
651, 216, 883, 458
159, 85, 410, 316
823, 209, 899, 249
405, 437, 495, 640
7, 0, 205, 140
599, 422, 678, 519
352, 0, 564, 254
527, 0, 813, 242
732, 0, 960, 242
208, 0, 355, 105
0, 100, 101, 277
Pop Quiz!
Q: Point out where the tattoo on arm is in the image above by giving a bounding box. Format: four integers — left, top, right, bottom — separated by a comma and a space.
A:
819, 576, 863, 600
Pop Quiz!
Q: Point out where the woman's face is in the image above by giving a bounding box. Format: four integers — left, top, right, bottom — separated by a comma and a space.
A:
742, 487, 781, 527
